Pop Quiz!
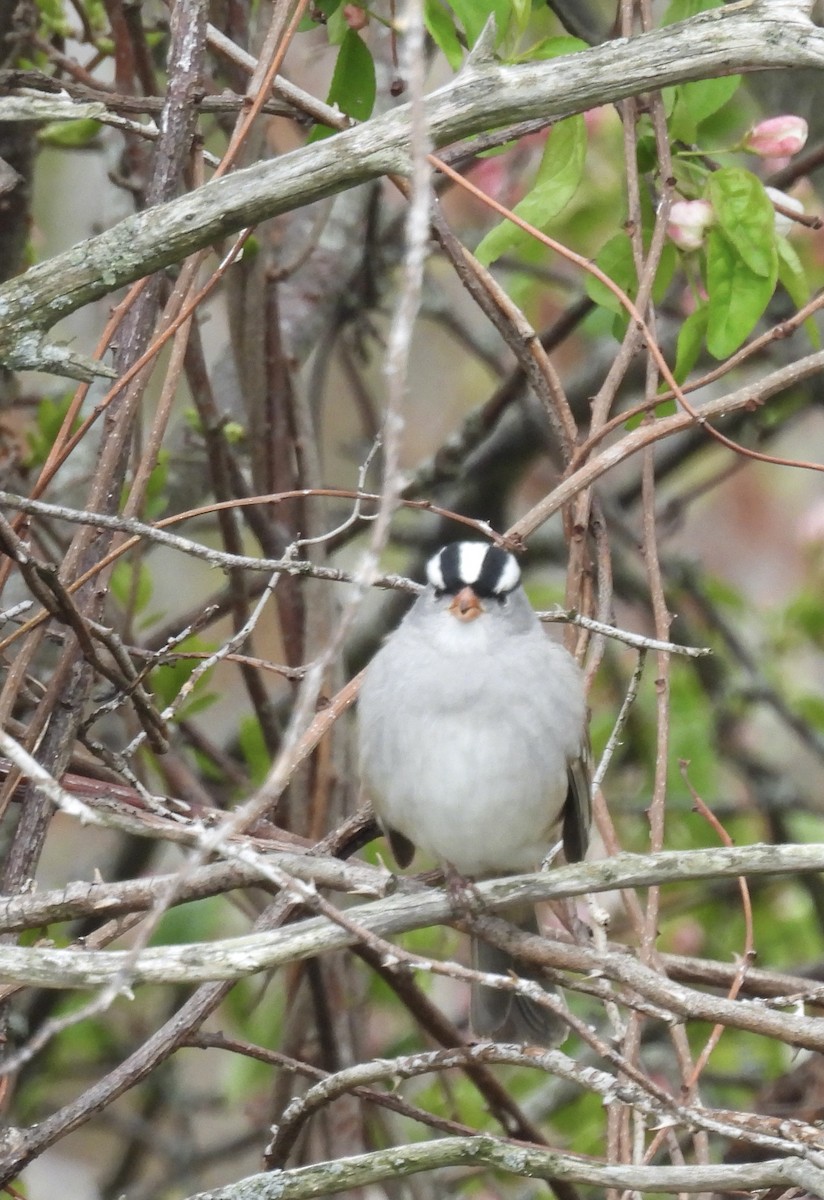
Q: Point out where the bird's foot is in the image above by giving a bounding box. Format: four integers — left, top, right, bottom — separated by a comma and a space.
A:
442, 860, 485, 918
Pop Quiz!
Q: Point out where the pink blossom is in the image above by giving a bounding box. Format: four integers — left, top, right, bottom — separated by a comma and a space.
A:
744, 115, 808, 158
666, 199, 714, 251
677, 282, 708, 316
583, 106, 610, 135
343, 4, 368, 30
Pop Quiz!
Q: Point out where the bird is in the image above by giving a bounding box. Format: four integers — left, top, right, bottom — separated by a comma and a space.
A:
357, 540, 591, 1045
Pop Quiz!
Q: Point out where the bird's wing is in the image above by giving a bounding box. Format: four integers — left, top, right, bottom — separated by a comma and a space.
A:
386, 825, 416, 869
562, 734, 593, 864
362, 780, 418, 868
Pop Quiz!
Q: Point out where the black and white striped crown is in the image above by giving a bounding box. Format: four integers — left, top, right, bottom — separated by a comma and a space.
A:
426, 542, 521, 598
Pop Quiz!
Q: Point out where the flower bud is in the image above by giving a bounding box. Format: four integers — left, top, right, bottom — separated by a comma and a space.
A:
744, 115, 808, 158
666, 199, 714, 250
343, 4, 368, 29
764, 186, 804, 236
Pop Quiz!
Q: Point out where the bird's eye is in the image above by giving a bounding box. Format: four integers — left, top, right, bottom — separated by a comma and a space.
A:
494, 593, 508, 606
432, 588, 446, 600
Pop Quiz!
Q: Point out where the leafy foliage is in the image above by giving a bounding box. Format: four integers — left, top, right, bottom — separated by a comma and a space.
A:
474, 114, 587, 266
309, 27, 376, 140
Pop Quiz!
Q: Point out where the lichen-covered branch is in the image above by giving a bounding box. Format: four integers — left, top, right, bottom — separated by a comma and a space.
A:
2, 843, 824, 990
1, 3, 822, 378
184, 1134, 824, 1199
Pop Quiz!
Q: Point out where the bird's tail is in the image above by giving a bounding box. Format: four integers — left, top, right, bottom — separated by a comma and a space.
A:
470, 905, 566, 1047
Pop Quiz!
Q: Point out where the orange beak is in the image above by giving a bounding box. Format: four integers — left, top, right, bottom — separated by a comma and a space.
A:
448, 585, 483, 622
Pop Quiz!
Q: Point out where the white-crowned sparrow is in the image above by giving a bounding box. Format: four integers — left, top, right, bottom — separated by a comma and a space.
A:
358, 540, 591, 1045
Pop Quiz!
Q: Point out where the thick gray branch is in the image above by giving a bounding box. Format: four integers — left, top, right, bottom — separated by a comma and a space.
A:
0, 852, 391, 933
185, 1135, 824, 1198
2, 842, 824, 990
1, 4, 822, 378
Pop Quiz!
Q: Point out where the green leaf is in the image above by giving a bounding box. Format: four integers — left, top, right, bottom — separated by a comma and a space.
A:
239, 715, 270, 787
707, 168, 777, 278
704, 573, 746, 614
476, 141, 516, 159
474, 114, 586, 266
667, 663, 718, 801
424, 0, 463, 70
662, 0, 723, 22
151, 896, 226, 948
24, 393, 81, 467
38, 118, 102, 148
636, 131, 658, 175
151, 637, 217, 715
447, 0, 509, 48
331, 27, 376, 119
678, 74, 740, 127
703, 170, 778, 358
652, 242, 678, 303
498, 0, 530, 48
672, 303, 709, 382
36, 0, 72, 35
119, 448, 169, 519
667, 93, 696, 145
785, 590, 824, 644
223, 420, 246, 444
776, 236, 808, 309
660, 87, 678, 119
141, 449, 170, 521
705, 227, 775, 358
584, 234, 633, 314
516, 35, 587, 62
110, 560, 153, 615
624, 396, 677, 431
309, 29, 376, 141
668, 75, 741, 141
298, 0, 340, 31
323, 1, 349, 43
584, 232, 677, 347
775, 236, 820, 349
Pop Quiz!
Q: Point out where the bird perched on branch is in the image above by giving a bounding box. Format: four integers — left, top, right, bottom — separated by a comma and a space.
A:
358, 540, 591, 1045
